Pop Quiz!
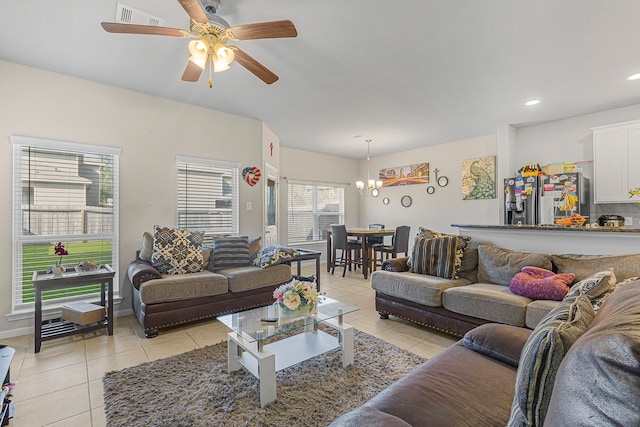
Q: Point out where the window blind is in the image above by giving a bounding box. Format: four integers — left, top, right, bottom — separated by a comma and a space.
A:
176, 156, 240, 240
11, 136, 120, 312
287, 181, 344, 244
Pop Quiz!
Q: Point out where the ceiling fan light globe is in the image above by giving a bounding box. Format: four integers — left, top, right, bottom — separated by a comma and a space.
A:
188, 39, 208, 56
188, 55, 207, 70
213, 60, 230, 72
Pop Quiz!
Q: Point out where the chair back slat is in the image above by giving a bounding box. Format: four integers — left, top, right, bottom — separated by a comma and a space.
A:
392, 226, 411, 253
330, 224, 349, 250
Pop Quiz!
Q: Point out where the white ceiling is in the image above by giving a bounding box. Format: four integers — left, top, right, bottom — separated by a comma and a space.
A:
2, 0, 640, 159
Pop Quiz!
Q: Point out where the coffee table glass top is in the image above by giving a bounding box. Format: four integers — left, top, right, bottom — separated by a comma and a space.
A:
218, 296, 358, 343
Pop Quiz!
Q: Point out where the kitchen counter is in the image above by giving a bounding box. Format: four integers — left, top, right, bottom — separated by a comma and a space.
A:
451, 224, 640, 255
451, 224, 640, 233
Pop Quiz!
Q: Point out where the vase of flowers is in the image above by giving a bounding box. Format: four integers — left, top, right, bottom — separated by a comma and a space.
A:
273, 278, 319, 319
51, 242, 68, 276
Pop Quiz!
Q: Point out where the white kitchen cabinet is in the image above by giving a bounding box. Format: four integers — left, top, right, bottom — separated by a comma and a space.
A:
592, 119, 640, 203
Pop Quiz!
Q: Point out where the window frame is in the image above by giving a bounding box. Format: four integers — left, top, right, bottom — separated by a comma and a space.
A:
11, 135, 120, 314
287, 180, 345, 245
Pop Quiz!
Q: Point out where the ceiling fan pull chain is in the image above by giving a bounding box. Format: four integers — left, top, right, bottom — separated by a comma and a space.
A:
208, 53, 213, 88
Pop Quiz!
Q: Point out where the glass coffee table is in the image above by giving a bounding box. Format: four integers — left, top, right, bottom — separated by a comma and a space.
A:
217, 296, 359, 407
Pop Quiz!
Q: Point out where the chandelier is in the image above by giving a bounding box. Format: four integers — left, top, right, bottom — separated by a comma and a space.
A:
355, 138, 383, 196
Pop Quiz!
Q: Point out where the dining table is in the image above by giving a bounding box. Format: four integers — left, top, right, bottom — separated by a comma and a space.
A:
326, 228, 397, 279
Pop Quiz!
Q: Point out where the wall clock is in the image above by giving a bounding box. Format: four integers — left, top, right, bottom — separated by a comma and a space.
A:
401, 195, 412, 208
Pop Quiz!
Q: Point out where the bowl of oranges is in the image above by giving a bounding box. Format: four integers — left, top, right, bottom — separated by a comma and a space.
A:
555, 213, 587, 227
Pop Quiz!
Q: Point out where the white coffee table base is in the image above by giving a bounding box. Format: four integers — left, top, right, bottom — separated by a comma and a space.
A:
227, 317, 354, 407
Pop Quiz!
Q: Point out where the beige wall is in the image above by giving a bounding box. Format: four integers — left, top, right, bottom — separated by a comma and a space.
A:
0, 61, 264, 337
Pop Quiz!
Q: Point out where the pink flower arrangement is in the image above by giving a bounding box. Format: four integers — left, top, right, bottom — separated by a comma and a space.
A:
273, 279, 319, 311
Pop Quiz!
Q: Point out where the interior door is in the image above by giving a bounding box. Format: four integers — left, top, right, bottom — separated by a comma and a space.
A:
264, 163, 278, 246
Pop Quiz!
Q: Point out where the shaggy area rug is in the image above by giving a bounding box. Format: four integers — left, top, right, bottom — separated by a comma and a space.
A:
103, 328, 426, 426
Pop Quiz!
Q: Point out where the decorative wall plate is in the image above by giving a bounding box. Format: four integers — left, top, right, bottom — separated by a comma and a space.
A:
383, 197, 390, 205
401, 195, 412, 207
372, 188, 379, 197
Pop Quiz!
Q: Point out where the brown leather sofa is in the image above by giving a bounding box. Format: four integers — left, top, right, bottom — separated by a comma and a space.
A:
330, 280, 640, 426
373, 244, 640, 337
128, 257, 292, 338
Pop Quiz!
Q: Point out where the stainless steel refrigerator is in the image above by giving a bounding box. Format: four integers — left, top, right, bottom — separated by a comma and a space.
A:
504, 176, 541, 225
540, 172, 590, 224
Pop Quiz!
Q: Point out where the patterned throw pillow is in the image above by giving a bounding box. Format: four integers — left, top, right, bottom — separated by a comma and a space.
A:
211, 236, 251, 270
565, 269, 617, 300
151, 226, 205, 275
410, 236, 458, 279
508, 292, 596, 427
252, 245, 300, 268
413, 226, 471, 278
591, 276, 640, 311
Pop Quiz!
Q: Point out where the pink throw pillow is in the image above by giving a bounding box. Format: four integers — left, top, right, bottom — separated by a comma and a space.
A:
509, 267, 575, 301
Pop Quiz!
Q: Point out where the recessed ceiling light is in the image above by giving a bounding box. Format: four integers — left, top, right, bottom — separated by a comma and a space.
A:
525, 99, 540, 106
628, 73, 640, 80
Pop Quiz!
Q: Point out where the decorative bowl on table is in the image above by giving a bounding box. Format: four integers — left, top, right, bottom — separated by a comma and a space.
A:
75, 261, 100, 274
555, 214, 587, 227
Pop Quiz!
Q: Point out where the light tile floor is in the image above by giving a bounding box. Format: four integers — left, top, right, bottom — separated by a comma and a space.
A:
3, 263, 458, 426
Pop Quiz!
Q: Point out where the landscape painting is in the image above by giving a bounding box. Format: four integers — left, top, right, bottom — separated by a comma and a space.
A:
462, 156, 496, 200
379, 163, 429, 187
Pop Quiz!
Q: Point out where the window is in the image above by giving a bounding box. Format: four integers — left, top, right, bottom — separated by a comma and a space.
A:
11, 136, 120, 312
176, 156, 240, 241
287, 181, 344, 244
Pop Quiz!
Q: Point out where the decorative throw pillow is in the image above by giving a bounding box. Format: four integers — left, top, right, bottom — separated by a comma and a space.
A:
591, 276, 640, 311
202, 247, 212, 269
552, 253, 640, 282
413, 227, 471, 278
509, 266, 575, 301
477, 244, 552, 286
252, 245, 300, 268
410, 236, 458, 279
211, 236, 251, 270
508, 292, 596, 427
565, 268, 617, 300
139, 231, 154, 261
151, 226, 205, 275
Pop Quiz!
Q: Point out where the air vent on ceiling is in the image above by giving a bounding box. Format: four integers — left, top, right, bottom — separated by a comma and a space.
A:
115, 3, 164, 26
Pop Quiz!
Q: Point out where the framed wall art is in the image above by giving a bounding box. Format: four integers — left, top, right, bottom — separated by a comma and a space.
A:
461, 156, 496, 200
378, 163, 429, 187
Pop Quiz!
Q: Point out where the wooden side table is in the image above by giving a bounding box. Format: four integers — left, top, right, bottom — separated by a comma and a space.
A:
287, 249, 321, 290
32, 265, 115, 353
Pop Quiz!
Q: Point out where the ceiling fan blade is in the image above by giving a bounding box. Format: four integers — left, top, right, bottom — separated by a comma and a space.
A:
177, 0, 208, 23
101, 22, 188, 37
182, 61, 203, 82
229, 20, 297, 41
233, 48, 278, 84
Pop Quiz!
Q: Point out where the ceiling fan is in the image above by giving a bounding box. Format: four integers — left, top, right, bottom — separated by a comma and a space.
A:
101, 0, 297, 87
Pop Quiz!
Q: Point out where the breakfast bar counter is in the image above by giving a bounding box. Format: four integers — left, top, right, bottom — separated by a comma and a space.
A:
452, 224, 640, 256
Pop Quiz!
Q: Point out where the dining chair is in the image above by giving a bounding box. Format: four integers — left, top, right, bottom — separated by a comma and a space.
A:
371, 225, 411, 271
330, 224, 362, 277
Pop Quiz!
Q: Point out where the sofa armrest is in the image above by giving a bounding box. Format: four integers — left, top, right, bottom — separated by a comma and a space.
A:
462, 323, 532, 367
128, 258, 162, 290
381, 257, 410, 272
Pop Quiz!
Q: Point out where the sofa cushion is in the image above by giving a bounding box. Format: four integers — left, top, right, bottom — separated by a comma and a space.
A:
414, 227, 471, 278
443, 283, 531, 326
508, 293, 596, 427
331, 342, 518, 427
477, 244, 552, 287
457, 248, 478, 283
371, 271, 472, 307
525, 300, 560, 329
509, 267, 574, 301
463, 323, 532, 368
252, 245, 300, 268
139, 231, 153, 261
211, 236, 251, 271
551, 253, 640, 282
151, 226, 205, 275
565, 268, 616, 300
139, 271, 228, 304
410, 236, 459, 279
221, 263, 292, 293
248, 236, 262, 259
545, 281, 640, 427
